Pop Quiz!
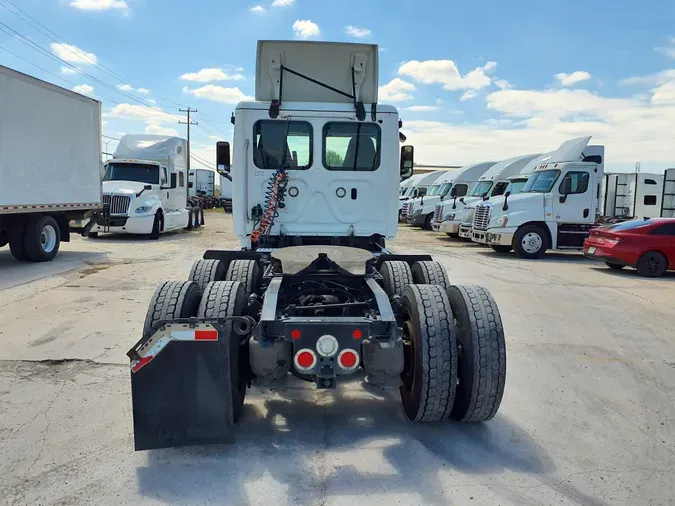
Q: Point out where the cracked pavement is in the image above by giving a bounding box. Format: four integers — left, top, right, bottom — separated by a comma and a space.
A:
1, 213, 674, 505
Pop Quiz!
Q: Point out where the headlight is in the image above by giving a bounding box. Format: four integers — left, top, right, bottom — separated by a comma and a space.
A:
443, 212, 456, 221
490, 215, 508, 228
135, 205, 153, 214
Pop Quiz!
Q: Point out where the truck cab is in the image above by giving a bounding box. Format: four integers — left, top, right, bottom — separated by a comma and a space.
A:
408, 161, 496, 230
399, 170, 445, 222
91, 135, 190, 239
479, 136, 605, 258
433, 154, 540, 236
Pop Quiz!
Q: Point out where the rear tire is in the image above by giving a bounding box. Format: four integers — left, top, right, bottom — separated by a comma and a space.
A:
411, 261, 450, 291
186, 208, 194, 230
189, 259, 226, 292
226, 259, 261, 298
490, 245, 512, 254
379, 260, 413, 297
24, 215, 60, 262
8, 221, 29, 261
513, 225, 547, 259
424, 214, 433, 230
446, 285, 506, 422
198, 281, 249, 422
636, 251, 668, 277
605, 262, 624, 270
87, 232, 99, 238
399, 284, 458, 422
199, 206, 205, 226
142, 281, 202, 339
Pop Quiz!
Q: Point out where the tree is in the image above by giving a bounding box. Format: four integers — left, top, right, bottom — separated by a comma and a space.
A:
326, 149, 344, 167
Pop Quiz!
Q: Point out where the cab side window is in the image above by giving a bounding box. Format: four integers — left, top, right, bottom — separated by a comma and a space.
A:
560, 171, 589, 194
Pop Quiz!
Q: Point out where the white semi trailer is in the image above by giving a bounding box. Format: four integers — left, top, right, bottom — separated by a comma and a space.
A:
0, 64, 102, 262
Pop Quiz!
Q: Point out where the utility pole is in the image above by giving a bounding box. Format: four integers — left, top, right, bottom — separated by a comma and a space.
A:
179, 108, 198, 172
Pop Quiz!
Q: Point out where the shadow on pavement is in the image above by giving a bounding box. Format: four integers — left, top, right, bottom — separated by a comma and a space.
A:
134, 379, 603, 506
588, 266, 675, 280
472, 249, 592, 264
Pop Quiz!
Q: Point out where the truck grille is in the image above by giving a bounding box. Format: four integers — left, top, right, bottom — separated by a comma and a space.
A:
473, 205, 491, 230
434, 204, 444, 223
103, 194, 131, 215
401, 202, 412, 218
461, 207, 476, 226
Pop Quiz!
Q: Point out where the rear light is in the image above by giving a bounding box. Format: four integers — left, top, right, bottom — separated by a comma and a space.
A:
294, 349, 317, 371
316, 335, 338, 357
338, 349, 360, 371
604, 237, 622, 245
291, 329, 301, 340
352, 329, 363, 339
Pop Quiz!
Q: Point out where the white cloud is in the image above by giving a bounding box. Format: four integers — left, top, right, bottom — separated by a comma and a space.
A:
72, 84, 93, 95
379, 78, 416, 102
208, 135, 220, 140
145, 124, 180, 136
137, 88, 150, 94
60, 66, 78, 75
107, 103, 181, 124
405, 105, 439, 112
494, 79, 512, 90
250, 5, 266, 14
398, 60, 497, 91
293, 20, 320, 39
117, 84, 133, 91
50, 43, 97, 65
183, 84, 253, 104
620, 69, 675, 87
554, 71, 592, 86
146, 99, 156, 104
345, 26, 371, 38
460, 90, 478, 101
655, 37, 675, 59
69, 0, 128, 10
179, 68, 245, 82
272, 0, 294, 6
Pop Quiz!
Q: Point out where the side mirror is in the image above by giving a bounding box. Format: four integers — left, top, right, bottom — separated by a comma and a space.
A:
188, 181, 194, 189
559, 176, 572, 203
144, 184, 152, 191
400, 145, 414, 180
450, 187, 457, 197
504, 191, 511, 198
216, 141, 231, 173
503, 191, 511, 211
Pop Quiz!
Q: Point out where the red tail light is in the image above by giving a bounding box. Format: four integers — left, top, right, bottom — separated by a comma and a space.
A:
338, 349, 359, 371
294, 349, 317, 371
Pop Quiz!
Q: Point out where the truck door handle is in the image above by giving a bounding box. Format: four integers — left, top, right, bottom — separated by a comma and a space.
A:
351, 188, 357, 200
583, 208, 589, 218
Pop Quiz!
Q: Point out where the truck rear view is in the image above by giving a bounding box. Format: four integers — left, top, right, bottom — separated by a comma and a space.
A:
0, 65, 102, 262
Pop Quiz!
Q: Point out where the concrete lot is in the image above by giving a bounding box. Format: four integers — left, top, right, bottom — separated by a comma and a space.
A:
1, 212, 674, 505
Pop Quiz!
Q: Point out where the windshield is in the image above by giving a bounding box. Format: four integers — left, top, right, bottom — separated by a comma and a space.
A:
506, 179, 528, 195
522, 169, 560, 193
427, 185, 442, 196
103, 163, 159, 184
470, 181, 493, 197
439, 183, 453, 196
404, 186, 417, 197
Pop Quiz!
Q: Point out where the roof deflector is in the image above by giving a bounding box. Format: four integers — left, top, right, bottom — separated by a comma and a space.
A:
256, 41, 379, 121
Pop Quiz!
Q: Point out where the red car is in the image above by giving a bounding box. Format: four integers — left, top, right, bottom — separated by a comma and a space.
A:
584, 218, 675, 277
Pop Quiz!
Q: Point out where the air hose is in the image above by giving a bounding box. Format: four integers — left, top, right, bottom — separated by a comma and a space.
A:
250, 167, 288, 243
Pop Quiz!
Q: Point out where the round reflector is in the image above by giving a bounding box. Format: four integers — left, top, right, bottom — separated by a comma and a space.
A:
352, 329, 363, 339
294, 349, 316, 371
316, 335, 338, 357
291, 329, 301, 340
338, 349, 359, 371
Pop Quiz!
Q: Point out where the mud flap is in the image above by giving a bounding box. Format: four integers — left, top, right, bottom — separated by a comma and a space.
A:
129, 324, 238, 450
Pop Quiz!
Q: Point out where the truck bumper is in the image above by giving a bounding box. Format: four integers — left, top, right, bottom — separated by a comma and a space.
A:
407, 214, 426, 227
438, 220, 460, 234
458, 225, 472, 239
485, 227, 517, 247
93, 214, 155, 235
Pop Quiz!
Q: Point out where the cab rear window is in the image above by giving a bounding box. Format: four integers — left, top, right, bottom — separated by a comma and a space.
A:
323, 122, 381, 171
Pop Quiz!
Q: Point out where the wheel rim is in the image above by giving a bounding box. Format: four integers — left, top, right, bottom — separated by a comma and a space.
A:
40, 224, 57, 253
521, 232, 543, 254
644, 254, 661, 274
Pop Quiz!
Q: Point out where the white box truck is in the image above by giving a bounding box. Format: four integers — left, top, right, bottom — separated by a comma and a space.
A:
90, 134, 193, 239
0, 65, 102, 262
189, 169, 216, 197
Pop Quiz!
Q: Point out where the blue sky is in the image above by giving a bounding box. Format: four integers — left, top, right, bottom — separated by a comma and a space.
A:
1, 0, 675, 172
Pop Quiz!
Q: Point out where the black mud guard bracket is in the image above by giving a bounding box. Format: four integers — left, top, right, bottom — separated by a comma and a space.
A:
372, 254, 433, 271
203, 249, 267, 274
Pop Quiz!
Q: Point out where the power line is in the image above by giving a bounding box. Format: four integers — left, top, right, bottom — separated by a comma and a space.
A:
0, 0, 188, 110
179, 108, 198, 173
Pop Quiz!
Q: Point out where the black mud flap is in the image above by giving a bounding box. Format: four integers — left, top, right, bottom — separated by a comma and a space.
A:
130, 334, 236, 451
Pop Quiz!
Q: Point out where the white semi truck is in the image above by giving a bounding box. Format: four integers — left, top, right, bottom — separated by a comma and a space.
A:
90, 135, 194, 239
432, 154, 540, 236
127, 40, 507, 450
603, 172, 664, 220
189, 168, 216, 197
407, 162, 496, 229
0, 64, 102, 262
475, 136, 606, 257
399, 170, 445, 222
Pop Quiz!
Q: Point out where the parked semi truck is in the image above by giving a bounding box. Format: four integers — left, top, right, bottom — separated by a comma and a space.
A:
603, 172, 664, 220
399, 170, 445, 222
189, 168, 216, 197
407, 161, 496, 230
475, 136, 606, 257
0, 64, 102, 262
90, 134, 199, 239
127, 41, 507, 450
431, 155, 538, 236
